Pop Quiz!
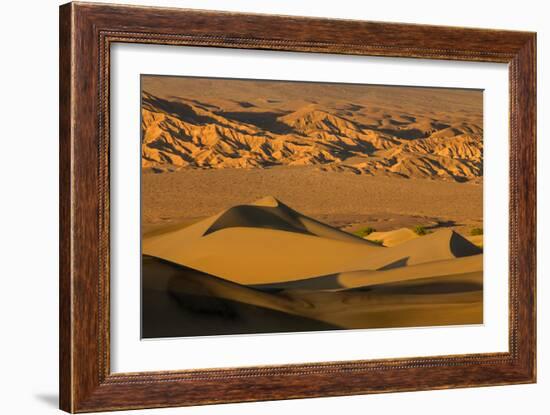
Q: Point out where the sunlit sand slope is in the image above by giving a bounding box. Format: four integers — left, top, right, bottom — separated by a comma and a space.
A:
143, 197, 480, 284
366, 228, 419, 247
143, 196, 384, 284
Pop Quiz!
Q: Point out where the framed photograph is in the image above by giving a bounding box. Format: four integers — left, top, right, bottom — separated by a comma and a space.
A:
59, 2, 536, 412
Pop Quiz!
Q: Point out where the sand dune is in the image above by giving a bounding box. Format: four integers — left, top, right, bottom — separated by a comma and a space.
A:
205, 196, 370, 245
143, 197, 481, 286
252, 254, 482, 291
142, 256, 339, 338
142, 197, 483, 336
142, 254, 482, 337
368, 228, 481, 268
289, 272, 482, 329
336, 254, 482, 288
143, 196, 384, 284
366, 228, 419, 247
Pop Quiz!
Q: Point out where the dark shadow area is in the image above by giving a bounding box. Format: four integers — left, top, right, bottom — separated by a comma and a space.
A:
141, 253, 483, 338
431, 121, 452, 130
450, 231, 483, 257
345, 103, 364, 111
376, 128, 428, 140
426, 220, 458, 230
249, 274, 342, 292
204, 206, 307, 236
188, 99, 219, 109
368, 280, 482, 295
235, 101, 256, 108
215, 110, 295, 134
377, 257, 409, 271
141, 256, 339, 338
452, 176, 469, 183
336, 103, 364, 114
388, 119, 411, 127
203, 201, 311, 237
142, 93, 218, 125
358, 119, 453, 141
169, 96, 220, 111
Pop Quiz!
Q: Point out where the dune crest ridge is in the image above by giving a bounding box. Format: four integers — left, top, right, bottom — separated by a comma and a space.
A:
250, 195, 281, 207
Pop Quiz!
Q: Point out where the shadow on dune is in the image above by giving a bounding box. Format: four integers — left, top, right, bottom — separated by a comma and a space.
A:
352, 277, 482, 295
142, 197, 483, 337
377, 257, 409, 271
204, 204, 312, 237
142, 256, 340, 338
202, 196, 372, 245
249, 274, 342, 292
235, 101, 256, 108
449, 231, 482, 257
142, 254, 483, 338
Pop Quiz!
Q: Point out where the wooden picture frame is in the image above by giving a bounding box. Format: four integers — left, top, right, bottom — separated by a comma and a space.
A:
59, 2, 536, 412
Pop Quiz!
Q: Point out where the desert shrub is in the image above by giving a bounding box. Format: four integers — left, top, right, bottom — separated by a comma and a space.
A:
370, 239, 384, 246
413, 225, 429, 236
470, 227, 483, 236
354, 226, 376, 238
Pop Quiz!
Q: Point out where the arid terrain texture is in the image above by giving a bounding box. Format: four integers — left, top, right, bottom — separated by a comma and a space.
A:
141, 76, 483, 338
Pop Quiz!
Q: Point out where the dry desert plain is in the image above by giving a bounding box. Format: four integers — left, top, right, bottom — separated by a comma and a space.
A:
140, 76, 484, 338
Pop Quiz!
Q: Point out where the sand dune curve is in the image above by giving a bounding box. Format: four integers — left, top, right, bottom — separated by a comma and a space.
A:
249, 253, 482, 292
142, 256, 340, 338
142, 255, 482, 335
143, 198, 481, 285
366, 228, 419, 247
